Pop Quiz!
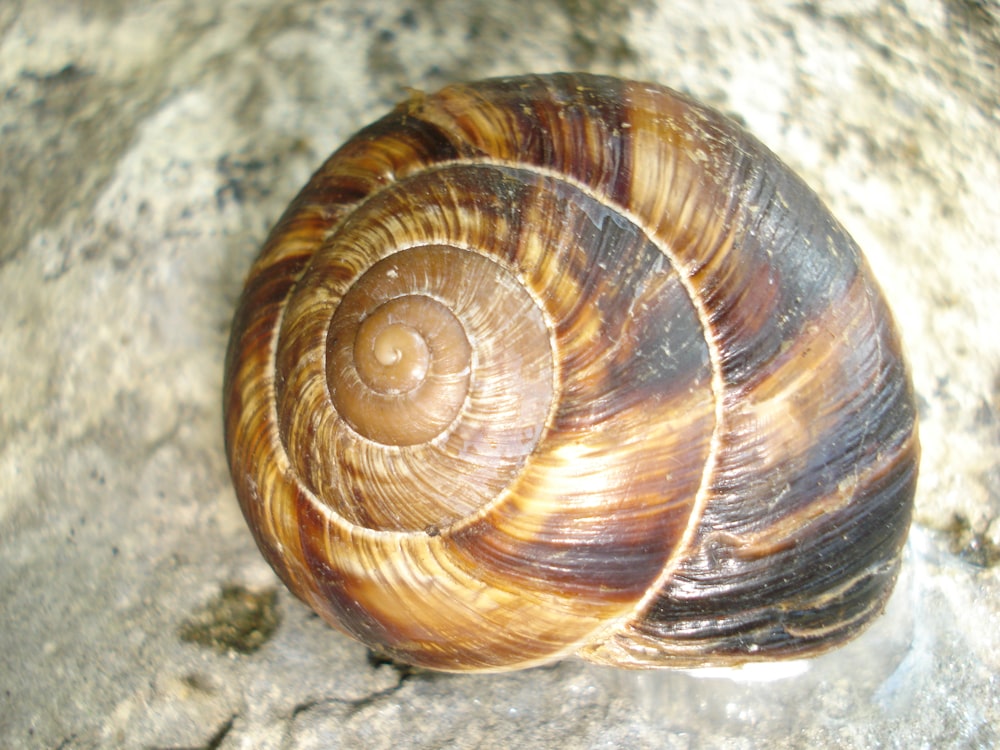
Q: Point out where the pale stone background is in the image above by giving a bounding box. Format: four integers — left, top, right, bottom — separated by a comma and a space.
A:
1, 1, 998, 748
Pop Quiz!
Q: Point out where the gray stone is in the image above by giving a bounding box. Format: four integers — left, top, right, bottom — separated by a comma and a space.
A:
1, 1, 997, 748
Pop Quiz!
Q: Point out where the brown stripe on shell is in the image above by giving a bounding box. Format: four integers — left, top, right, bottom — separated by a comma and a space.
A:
292, 494, 630, 671
582, 429, 916, 666
413, 73, 635, 203
582, 258, 919, 666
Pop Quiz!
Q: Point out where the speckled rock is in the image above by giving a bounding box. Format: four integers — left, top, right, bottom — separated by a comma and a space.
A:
1, 1, 997, 748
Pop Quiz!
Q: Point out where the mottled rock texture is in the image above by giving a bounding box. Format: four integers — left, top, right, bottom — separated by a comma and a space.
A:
1, 1, 998, 748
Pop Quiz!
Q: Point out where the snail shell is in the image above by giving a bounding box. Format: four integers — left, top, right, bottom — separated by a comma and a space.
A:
223, 73, 919, 672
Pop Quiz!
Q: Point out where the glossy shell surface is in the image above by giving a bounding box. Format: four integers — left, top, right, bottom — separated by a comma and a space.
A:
223, 73, 919, 672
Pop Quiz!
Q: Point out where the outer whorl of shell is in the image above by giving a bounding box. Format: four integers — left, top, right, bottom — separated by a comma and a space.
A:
223, 73, 919, 672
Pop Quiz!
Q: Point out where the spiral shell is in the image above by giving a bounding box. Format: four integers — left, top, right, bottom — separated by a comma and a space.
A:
223, 73, 918, 672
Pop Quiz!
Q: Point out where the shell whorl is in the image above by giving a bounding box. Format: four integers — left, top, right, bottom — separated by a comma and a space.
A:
224, 73, 918, 672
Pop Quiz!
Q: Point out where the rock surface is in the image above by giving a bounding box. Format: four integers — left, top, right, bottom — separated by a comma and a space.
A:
1, 1, 998, 748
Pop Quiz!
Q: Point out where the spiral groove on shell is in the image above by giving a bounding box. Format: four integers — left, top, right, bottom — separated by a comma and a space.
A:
224, 73, 918, 671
